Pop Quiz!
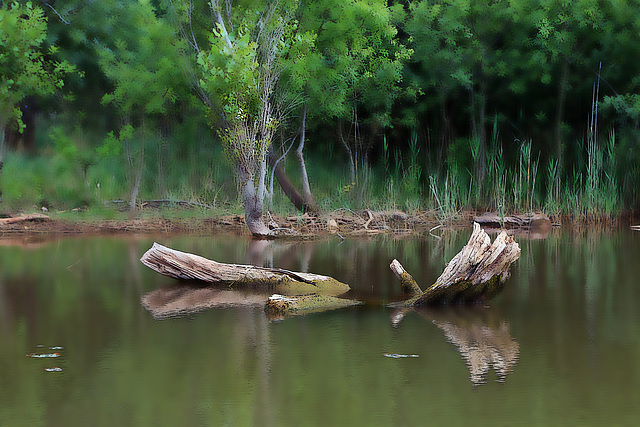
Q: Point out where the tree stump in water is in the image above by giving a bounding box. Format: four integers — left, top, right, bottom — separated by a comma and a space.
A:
390, 222, 521, 305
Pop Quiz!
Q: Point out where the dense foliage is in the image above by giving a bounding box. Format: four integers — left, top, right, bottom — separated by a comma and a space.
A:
1, 0, 640, 221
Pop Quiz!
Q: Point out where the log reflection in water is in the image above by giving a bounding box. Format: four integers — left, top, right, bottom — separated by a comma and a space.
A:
392, 306, 520, 386
141, 284, 268, 320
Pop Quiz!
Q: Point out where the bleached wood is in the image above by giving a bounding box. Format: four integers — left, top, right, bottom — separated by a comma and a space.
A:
140, 242, 350, 296
391, 223, 521, 305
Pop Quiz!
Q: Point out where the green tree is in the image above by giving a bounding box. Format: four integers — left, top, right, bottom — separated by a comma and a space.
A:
511, 0, 604, 169
98, 0, 190, 213
185, 0, 302, 235
406, 0, 519, 184
0, 1, 74, 170
294, 0, 410, 184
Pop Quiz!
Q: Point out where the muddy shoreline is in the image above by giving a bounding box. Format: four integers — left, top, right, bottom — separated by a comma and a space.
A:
0, 208, 636, 242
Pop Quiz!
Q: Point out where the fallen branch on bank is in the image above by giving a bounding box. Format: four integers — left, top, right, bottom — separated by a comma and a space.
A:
0, 213, 50, 226
390, 222, 521, 305
474, 212, 551, 230
140, 242, 351, 296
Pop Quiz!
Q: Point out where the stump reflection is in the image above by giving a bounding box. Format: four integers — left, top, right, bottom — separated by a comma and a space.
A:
392, 306, 520, 386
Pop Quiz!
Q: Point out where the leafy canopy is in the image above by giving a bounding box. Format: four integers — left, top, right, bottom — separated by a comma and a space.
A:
0, 1, 74, 129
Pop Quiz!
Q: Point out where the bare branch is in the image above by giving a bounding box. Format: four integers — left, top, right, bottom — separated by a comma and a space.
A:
44, 2, 70, 24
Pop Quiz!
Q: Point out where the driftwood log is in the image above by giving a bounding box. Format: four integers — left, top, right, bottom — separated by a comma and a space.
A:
473, 212, 551, 230
140, 242, 351, 297
0, 213, 49, 225
390, 222, 521, 305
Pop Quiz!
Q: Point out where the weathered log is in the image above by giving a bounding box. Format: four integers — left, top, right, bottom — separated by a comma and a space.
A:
474, 212, 551, 230
140, 242, 350, 296
264, 294, 362, 320
391, 222, 521, 305
0, 213, 49, 225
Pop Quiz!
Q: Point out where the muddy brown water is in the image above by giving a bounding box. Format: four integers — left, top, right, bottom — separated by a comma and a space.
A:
1, 229, 639, 426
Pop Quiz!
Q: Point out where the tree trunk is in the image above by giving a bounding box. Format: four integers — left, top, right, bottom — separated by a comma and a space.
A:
0, 125, 5, 196
338, 122, 356, 184
129, 125, 145, 218
390, 222, 521, 305
240, 174, 271, 236
268, 147, 306, 212
554, 60, 569, 171
140, 242, 351, 296
296, 106, 318, 213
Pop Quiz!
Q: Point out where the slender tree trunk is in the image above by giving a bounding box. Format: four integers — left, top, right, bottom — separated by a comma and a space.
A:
339, 122, 356, 184
268, 147, 306, 212
0, 125, 5, 172
477, 83, 487, 184
0, 126, 4, 197
129, 141, 144, 218
438, 93, 451, 165
296, 106, 317, 213
554, 61, 569, 171
471, 70, 488, 186
129, 118, 145, 218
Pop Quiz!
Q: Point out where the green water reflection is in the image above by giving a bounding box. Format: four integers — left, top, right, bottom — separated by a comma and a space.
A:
1, 230, 639, 426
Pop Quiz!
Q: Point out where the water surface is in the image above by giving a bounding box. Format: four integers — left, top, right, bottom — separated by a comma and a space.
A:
1, 229, 639, 426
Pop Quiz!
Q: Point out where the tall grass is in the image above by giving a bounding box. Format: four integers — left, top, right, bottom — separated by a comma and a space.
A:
0, 117, 634, 221
0, 125, 237, 216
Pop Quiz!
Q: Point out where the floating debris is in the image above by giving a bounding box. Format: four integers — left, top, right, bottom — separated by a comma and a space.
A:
50, 346, 64, 350
26, 353, 61, 358
44, 367, 63, 372
383, 353, 419, 359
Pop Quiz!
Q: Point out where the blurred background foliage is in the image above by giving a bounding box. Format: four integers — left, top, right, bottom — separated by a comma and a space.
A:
1, 0, 640, 220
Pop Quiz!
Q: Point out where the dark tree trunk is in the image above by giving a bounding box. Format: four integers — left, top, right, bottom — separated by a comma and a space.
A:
267, 147, 307, 213
554, 61, 569, 171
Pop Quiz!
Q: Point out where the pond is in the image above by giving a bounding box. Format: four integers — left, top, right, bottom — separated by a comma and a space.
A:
1, 228, 639, 426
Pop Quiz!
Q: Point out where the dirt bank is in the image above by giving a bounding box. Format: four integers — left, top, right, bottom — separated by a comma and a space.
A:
0, 208, 468, 239
1, 207, 634, 241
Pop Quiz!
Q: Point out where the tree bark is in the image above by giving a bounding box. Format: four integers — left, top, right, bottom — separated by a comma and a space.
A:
241, 178, 271, 236
238, 159, 271, 236
390, 222, 520, 305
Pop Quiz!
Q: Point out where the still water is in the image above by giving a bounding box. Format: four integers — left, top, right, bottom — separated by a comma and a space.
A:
1, 229, 639, 426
